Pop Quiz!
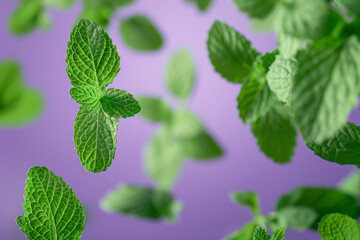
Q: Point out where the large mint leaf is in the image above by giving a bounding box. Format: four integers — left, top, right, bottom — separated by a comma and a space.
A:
318, 213, 360, 240
252, 104, 297, 164
74, 105, 118, 172
277, 206, 318, 230
100, 184, 183, 222
137, 96, 172, 123
207, 21, 260, 83
307, 122, 360, 165
276, 187, 360, 229
225, 222, 258, 240
166, 49, 195, 100
231, 191, 260, 215
171, 109, 203, 139
66, 19, 120, 88
232, 0, 277, 19
120, 15, 163, 51
100, 88, 141, 119
17, 166, 85, 240
186, 0, 213, 11
291, 36, 360, 144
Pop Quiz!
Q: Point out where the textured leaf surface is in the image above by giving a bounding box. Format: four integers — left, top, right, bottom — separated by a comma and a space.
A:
74, 105, 118, 172
318, 213, 360, 240
100, 88, 141, 119
307, 122, 360, 165
225, 222, 258, 240
70, 86, 104, 110
171, 109, 203, 139
271, 228, 285, 240
137, 96, 172, 123
252, 104, 297, 164
232, 0, 277, 18
100, 184, 182, 221
207, 21, 259, 83
252, 227, 270, 240
267, 56, 297, 103
231, 191, 260, 215
277, 206, 318, 230
276, 187, 360, 229
66, 19, 120, 88
291, 36, 360, 144
120, 15, 163, 51
17, 166, 85, 240
166, 49, 195, 100
186, 0, 213, 11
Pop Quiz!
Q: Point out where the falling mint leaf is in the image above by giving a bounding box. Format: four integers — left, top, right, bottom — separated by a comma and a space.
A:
43, 0, 76, 9
339, 172, 360, 199
17, 166, 85, 240
277, 206, 318, 230
231, 191, 260, 216
318, 213, 360, 240
225, 222, 258, 240
137, 96, 172, 123
186, 0, 213, 12
120, 15, 163, 51
335, 0, 360, 17
78, 6, 114, 28
232, 0, 277, 19
171, 109, 203, 139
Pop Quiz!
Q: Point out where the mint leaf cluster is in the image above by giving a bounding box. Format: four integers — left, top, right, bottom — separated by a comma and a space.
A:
100, 48, 223, 222
0, 60, 43, 127
17, 166, 85, 240
66, 19, 141, 173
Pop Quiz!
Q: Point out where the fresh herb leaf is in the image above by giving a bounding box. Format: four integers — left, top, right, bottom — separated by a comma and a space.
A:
339, 172, 360, 199
120, 15, 163, 51
232, 0, 277, 19
207, 21, 260, 83
137, 96, 172, 123
336, 0, 360, 17
252, 227, 271, 240
277, 206, 318, 230
231, 191, 260, 216
271, 228, 285, 240
70, 86, 104, 110
17, 166, 85, 240
225, 222, 258, 240
318, 213, 360, 240
277, 34, 304, 59
43, 0, 76, 9
78, 6, 114, 28
171, 109, 204, 139
186, 0, 213, 12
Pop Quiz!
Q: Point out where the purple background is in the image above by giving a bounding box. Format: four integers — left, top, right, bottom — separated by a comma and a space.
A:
0, 0, 356, 239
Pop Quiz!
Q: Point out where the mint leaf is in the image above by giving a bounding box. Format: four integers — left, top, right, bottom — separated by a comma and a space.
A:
17, 166, 85, 240
267, 56, 297, 103
274, 0, 329, 40
291, 36, 360, 144
186, 0, 213, 11
339, 172, 360, 198
78, 6, 114, 28
43, 0, 75, 9
252, 227, 271, 240
145, 128, 184, 190
166, 49, 196, 100
66, 19, 120, 88
100, 88, 141, 119
271, 228, 285, 240
252, 104, 297, 164
318, 213, 360, 240
232, 0, 277, 19
120, 15, 163, 51
171, 109, 203, 139
225, 222, 258, 240
277, 34, 304, 59
336, 0, 360, 17
100, 184, 182, 221
70, 86, 104, 110
85, 0, 135, 8
137, 96, 172, 123
276, 187, 360, 229
181, 131, 223, 161
277, 206, 318, 230
207, 21, 260, 83
307, 122, 360, 165
38, 12, 52, 30
231, 191, 260, 215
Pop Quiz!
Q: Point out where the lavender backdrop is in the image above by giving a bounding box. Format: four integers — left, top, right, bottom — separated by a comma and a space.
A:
0, 0, 355, 239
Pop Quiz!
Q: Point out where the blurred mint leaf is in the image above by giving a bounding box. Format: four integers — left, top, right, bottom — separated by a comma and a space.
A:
100, 184, 182, 221
43, 0, 76, 9
252, 104, 297, 164
291, 36, 360, 144
277, 34, 304, 59
318, 213, 360, 240
307, 122, 360, 166
271, 228, 285, 240
166, 49, 196, 100
232, 0, 277, 19
120, 15, 163, 51
171, 109, 203, 139
339, 172, 360, 198
186, 0, 213, 12
276, 187, 360, 230
207, 21, 260, 83
37, 12, 52, 30
17, 166, 85, 240
78, 6, 114, 28
137, 96, 172, 123
225, 222, 258, 240
231, 191, 260, 216
277, 206, 318, 230
335, 0, 360, 17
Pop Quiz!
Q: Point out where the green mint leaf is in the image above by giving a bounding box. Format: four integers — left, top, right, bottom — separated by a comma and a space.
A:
17, 166, 85, 240
0, 61, 43, 127
276, 187, 360, 230
43, 0, 76, 9
120, 15, 163, 51
145, 128, 184, 190
307, 122, 360, 166
100, 184, 182, 221
166, 49, 196, 100
274, 0, 329, 40
78, 6, 114, 28
339, 172, 360, 199
336, 0, 360, 17
171, 109, 204, 139
8, 0, 43, 35
70, 86, 104, 110
271, 228, 285, 240
84, 0, 135, 8
207, 21, 260, 83
318, 213, 360, 240
267, 56, 297, 103
100, 88, 141, 119
291, 36, 360, 144
277, 206, 318, 230
251, 104, 297, 164
38, 12, 52, 30
137, 96, 172, 123
225, 222, 258, 240
277, 34, 304, 59
74, 105, 118, 172
231, 191, 260, 216
181, 131, 223, 161
186, 0, 213, 11
66, 19, 120, 88
252, 227, 271, 240
232, 0, 277, 19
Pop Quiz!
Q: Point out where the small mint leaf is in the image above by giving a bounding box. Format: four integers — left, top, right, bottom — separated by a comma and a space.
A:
252, 227, 271, 240
232, 0, 277, 19
137, 96, 172, 123
225, 222, 258, 240
318, 213, 360, 240
171, 109, 204, 139
231, 191, 260, 215
70, 86, 104, 110
186, 0, 213, 12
